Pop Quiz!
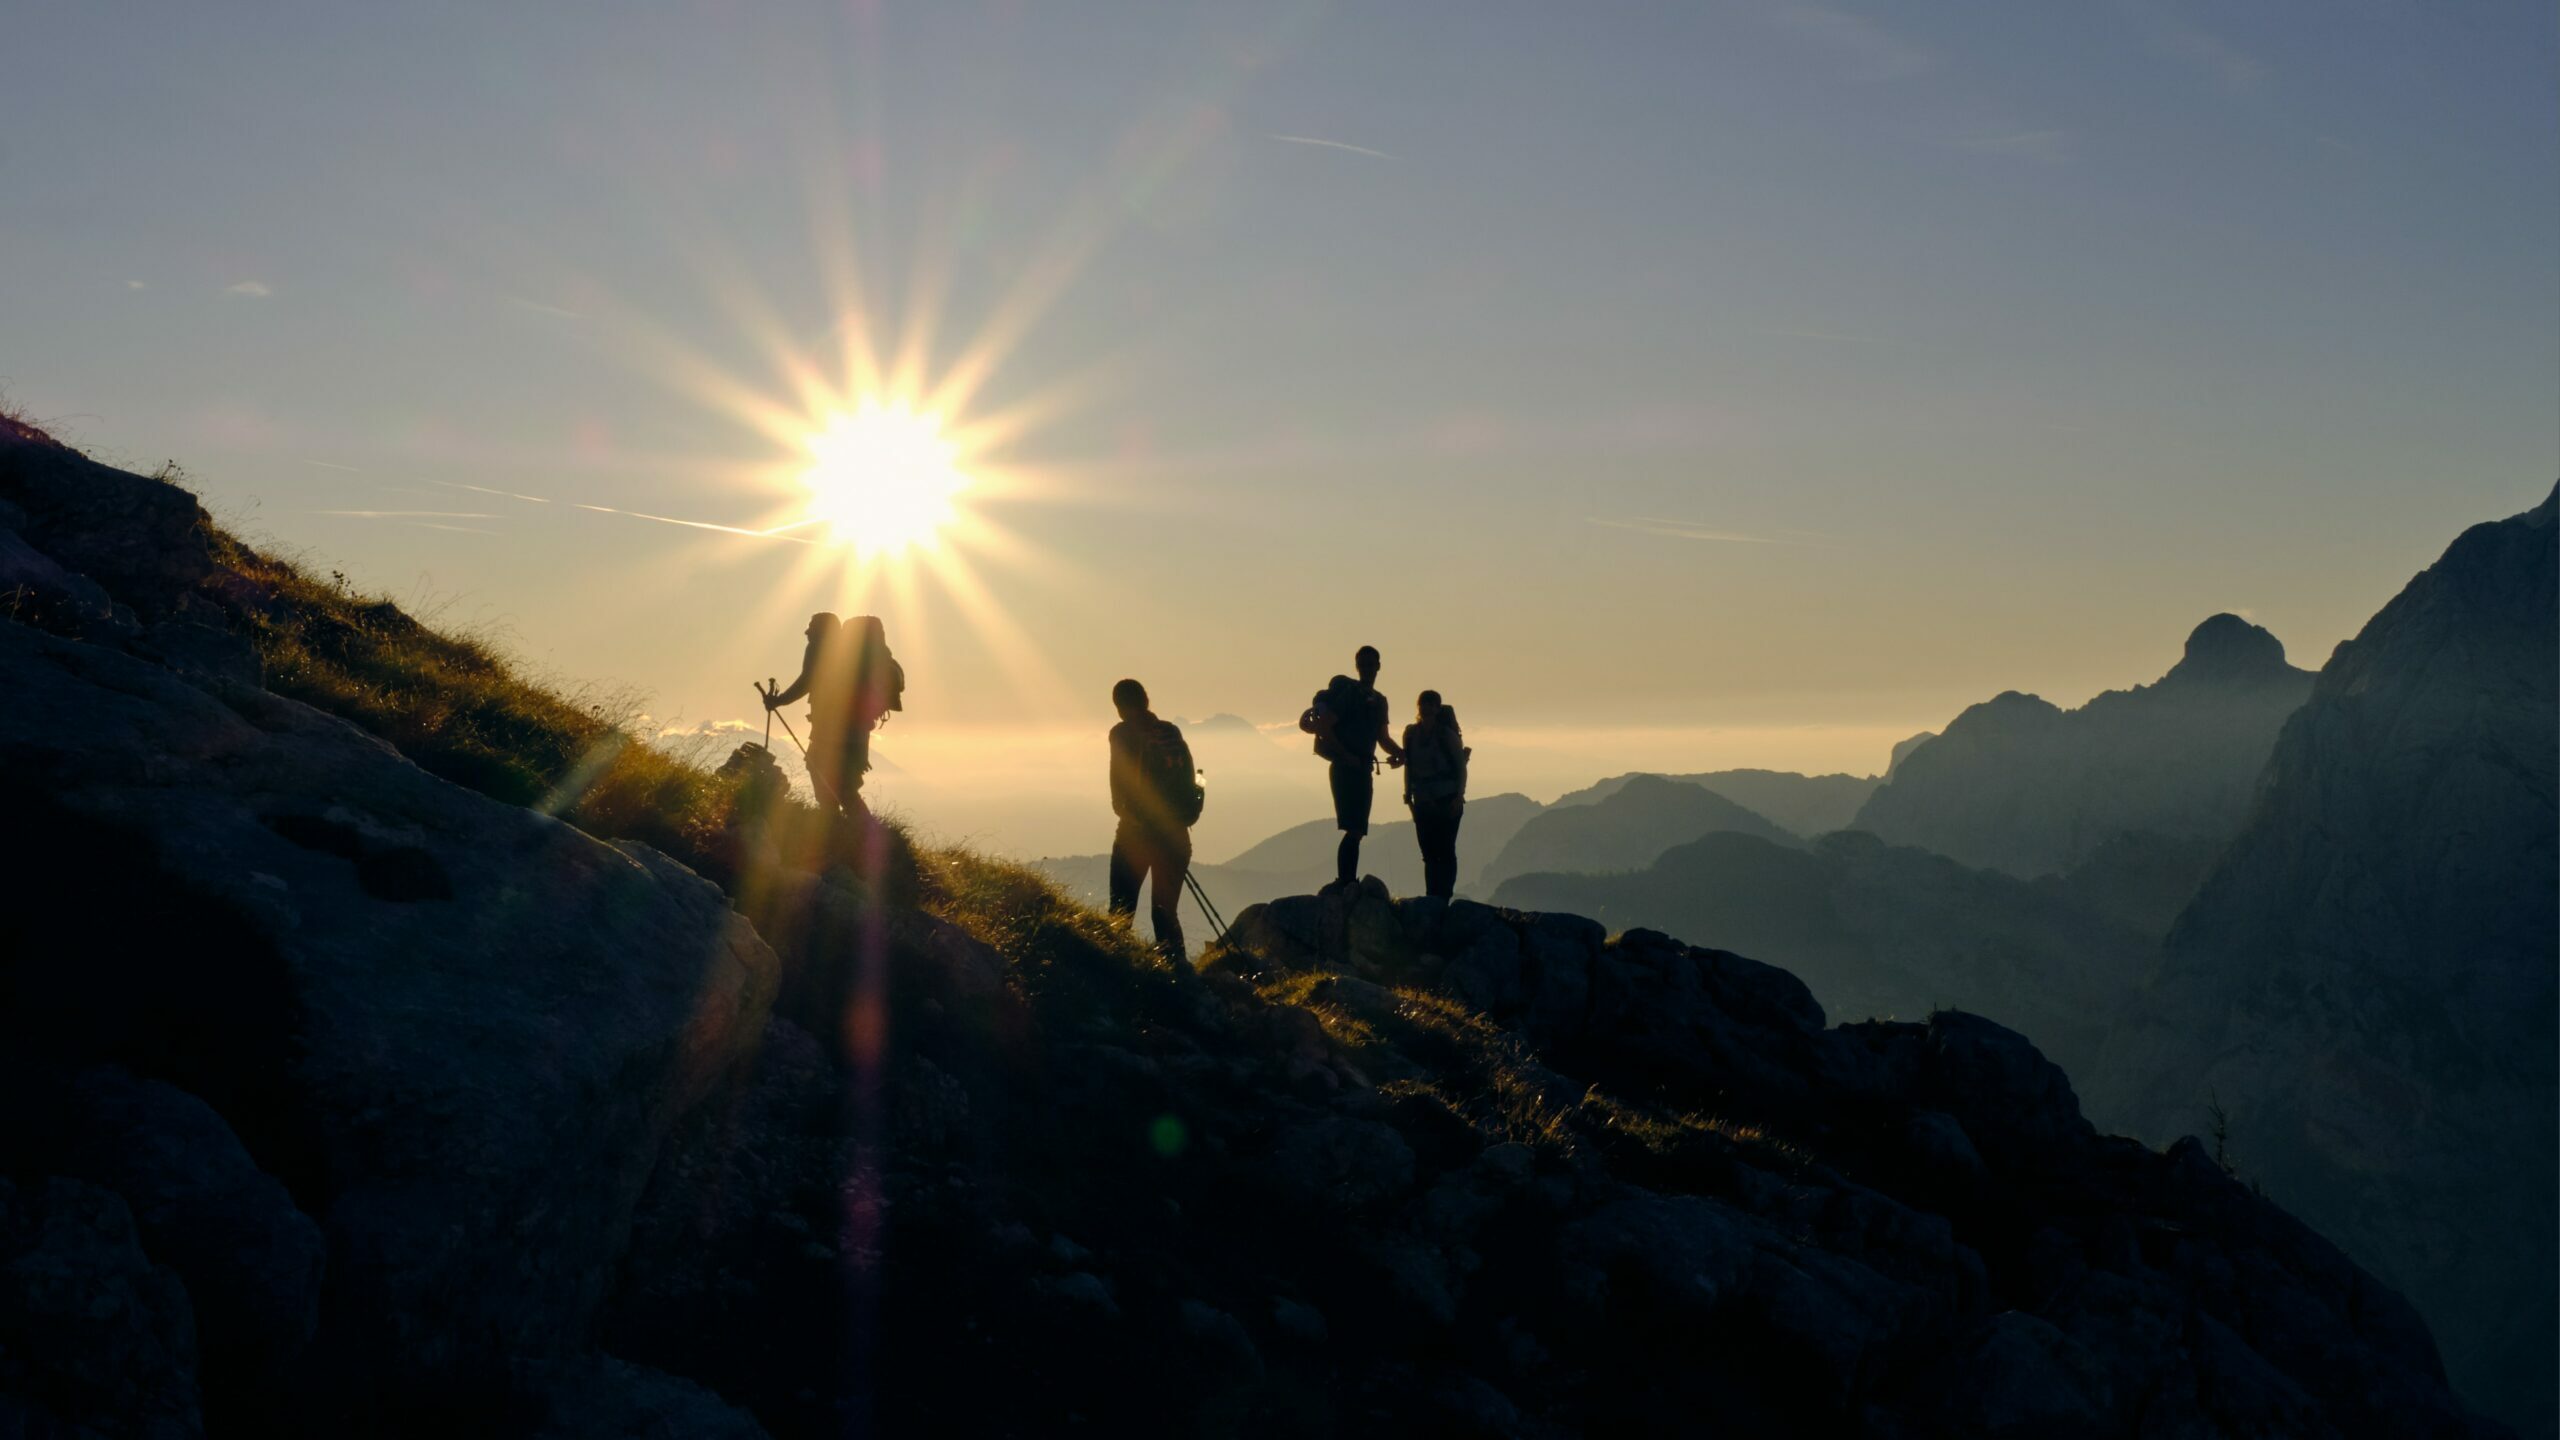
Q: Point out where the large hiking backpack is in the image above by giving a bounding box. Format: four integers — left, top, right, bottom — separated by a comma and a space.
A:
1299, 675, 1369, 763
856, 654, 905, 727
1405, 716, 1470, 803
1136, 720, 1205, 828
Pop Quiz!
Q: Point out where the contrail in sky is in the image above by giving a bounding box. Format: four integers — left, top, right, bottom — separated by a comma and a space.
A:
423, 478, 812, 543
315, 509, 499, 519
571, 503, 816, 544
1269, 134, 1394, 161
301, 459, 367, 473
432, 480, 553, 504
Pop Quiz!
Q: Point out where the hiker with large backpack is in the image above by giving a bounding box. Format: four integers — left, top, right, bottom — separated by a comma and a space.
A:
1401, 689, 1471, 899
764, 612, 904, 814
1107, 677, 1202, 962
1297, 645, 1406, 893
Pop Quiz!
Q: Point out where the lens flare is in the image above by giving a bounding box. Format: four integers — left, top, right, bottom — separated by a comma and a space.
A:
797, 401, 967, 557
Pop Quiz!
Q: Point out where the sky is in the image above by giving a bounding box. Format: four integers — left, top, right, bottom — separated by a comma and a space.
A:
4, 1, 2555, 858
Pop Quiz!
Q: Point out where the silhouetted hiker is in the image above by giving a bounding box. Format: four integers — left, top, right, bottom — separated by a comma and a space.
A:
1401, 689, 1470, 899
765, 612, 903, 813
1107, 678, 1201, 962
1300, 645, 1405, 893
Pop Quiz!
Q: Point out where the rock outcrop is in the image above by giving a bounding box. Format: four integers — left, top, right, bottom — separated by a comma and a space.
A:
0, 443, 781, 1429
2099, 484, 2558, 1436
1850, 615, 2316, 877
1201, 883, 2495, 1438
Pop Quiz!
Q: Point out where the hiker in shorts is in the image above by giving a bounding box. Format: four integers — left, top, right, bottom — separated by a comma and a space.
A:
1401, 689, 1470, 899
765, 613, 903, 814
1107, 678, 1200, 962
1300, 645, 1405, 893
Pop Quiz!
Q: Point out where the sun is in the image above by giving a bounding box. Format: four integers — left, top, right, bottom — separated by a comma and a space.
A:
795, 400, 969, 558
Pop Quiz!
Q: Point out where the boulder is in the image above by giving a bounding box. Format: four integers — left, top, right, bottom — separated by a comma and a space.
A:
0, 1178, 202, 1440
45, 1068, 325, 1413
0, 620, 780, 1420
530, 1356, 772, 1440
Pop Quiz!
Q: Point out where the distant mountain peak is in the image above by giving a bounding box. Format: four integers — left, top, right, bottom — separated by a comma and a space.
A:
2164, 613, 2297, 686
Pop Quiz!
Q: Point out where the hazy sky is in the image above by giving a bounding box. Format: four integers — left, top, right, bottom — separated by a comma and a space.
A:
5, 1, 2554, 851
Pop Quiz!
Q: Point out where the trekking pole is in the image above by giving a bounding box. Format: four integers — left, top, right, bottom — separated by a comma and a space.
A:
761, 678, 775, 752
1183, 868, 1230, 945
754, 682, 848, 813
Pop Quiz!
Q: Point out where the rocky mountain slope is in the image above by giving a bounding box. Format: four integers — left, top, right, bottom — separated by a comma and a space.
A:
1851, 615, 2317, 877
0, 425, 2505, 1437
2097, 484, 2559, 1437
1476, 775, 1800, 892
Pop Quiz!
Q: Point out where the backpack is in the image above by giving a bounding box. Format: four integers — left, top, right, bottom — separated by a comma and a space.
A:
1299, 675, 1370, 764
1135, 720, 1205, 829
857, 653, 905, 727
1404, 715, 1470, 803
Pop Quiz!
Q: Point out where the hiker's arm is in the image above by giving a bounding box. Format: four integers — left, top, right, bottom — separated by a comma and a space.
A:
1377, 703, 1405, 763
768, 641, 819, 707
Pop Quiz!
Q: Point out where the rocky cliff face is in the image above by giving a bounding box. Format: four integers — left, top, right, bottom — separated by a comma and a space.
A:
1851, 616, 2317, 877
2099, 485, 2559, 1436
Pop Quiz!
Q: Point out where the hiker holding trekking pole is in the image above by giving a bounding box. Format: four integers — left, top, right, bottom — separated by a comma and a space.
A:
761, 612, 903, 814
1106, 678, 1203, 963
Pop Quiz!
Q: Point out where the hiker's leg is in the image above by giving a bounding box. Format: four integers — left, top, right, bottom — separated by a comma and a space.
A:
1107, 823, 1140, 919
1149, 836, 1189, 963
1439, 801, 1465, 898
1415, 802, 1450, 898
806, 728, 845, 811
1329, 762, 1372, 888
843, 726, 872, 801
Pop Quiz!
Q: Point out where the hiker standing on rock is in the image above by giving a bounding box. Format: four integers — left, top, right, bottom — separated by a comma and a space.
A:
1107, 678, 1202, 962
1401, 690, 1470, 899
1300, 645, 1405, 894
765, 612, 903, 813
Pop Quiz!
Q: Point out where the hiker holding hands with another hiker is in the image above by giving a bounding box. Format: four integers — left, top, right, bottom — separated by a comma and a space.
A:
1301, 645, 1406, 894
763, 612, 903, 814
1401, 689, 1470, 899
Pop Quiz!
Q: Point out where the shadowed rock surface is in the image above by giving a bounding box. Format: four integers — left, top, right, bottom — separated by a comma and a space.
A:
1851, 615, 2316, 878
2098, 484, 2559, 1437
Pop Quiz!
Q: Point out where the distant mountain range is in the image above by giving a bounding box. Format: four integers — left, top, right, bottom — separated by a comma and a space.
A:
1850, 614, 2316, 878
1476, 774, 1802, 892
1545, 767, 1883, 837
1493, 828, 2164, 1085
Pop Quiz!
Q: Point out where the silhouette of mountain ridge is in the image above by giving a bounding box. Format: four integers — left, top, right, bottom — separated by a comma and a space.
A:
2099, 483, 2558, 1436
1849, 615, 2316, 878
